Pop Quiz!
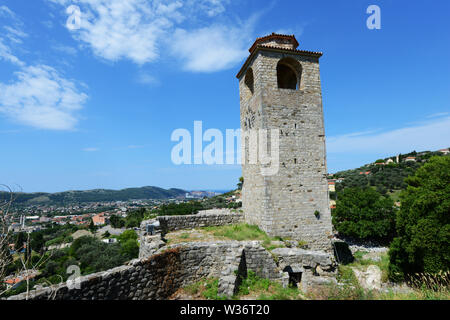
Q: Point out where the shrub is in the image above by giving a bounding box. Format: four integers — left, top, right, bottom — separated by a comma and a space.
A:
332, 187, 397, 242
388, 156, 450, 282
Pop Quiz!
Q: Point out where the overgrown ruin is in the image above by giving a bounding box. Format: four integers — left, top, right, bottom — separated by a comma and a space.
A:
7, 34, 338, 300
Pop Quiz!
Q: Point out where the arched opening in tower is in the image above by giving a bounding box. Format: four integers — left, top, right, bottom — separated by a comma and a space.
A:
245, 68, 254, 94
277, 58, 301, 90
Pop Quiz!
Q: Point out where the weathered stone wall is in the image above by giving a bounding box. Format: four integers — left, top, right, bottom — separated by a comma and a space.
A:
8, 248, 185, 300
138, 210, 244, 259
8, 240, 338, 300
139, 234, 166, 259
156, 210, 244, 235
244, 244, 282, 281
239, 45, 332, 251
271, 247, 337, 292
8, 241, 282, 300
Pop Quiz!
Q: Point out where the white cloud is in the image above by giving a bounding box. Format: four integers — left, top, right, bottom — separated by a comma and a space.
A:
3, 26, 28, 43
49, 0, 180, 64
185, 0, 231, 17
0, 38, 24, 66
136, 72, 160, 86
426, 112, 449, 119
52, 44, 77, 55
0, 5, 15, 18
83, 147, 99, 152
0, 6, 88, 131
0, 65, 88, 130
0, 6, 28, 65
171, 23, 252, 73
48, 0, 256, 72
327, 115, 450, 155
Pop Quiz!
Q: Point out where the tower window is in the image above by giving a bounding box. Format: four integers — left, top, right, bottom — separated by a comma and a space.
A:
245, 68, 254, 94
277, 58, 302, 90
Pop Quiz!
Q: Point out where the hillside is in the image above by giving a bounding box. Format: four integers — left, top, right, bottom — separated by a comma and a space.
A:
331, 149, 449, 196
0, 186, 187, 206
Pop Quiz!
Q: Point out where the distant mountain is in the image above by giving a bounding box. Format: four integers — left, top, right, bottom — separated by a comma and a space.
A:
0, 186, 187, 206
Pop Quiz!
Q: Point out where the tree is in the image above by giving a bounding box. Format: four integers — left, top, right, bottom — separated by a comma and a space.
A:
109, 215, 125, 228
124, 208, 146, 228
237, 177, 244, 190
68, 236, 126, 274
88, 219, 95, 232
332, 187, 397, 242
15, 232, 27, 252
388, 156, 450, 282
117, 230, 139, 260
30, 232, 45, 253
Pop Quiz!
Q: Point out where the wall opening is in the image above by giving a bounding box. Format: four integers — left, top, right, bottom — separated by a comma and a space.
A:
277, 58, 302, 90
245, 68, 254, 94
283, 266, 302, 288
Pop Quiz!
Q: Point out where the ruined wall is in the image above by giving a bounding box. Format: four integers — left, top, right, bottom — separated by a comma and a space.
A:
8, 241, 282, 300
157, 210, 244, 235
239, 48, 332, 251
271, 247, 337, 292
8, 248, 185, 300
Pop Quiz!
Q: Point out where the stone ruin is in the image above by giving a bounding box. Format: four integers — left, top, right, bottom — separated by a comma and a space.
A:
7, 34, 339, 300
8, 210, 337, 300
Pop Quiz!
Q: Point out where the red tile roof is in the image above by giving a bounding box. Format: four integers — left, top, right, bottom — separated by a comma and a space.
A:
236, 34, 323, 79
249, 33, 300, 53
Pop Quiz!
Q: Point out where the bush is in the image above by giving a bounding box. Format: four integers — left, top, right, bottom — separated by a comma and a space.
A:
389, 156, 450, 282
332, 187, 397, 242
117, 230, 139, 260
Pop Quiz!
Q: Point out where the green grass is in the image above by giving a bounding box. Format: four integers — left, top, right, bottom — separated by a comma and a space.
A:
203, 278, 227, 300
181, 271, 304, 300
258, 285, 302, 300
234, 270, 304, 300
179, 232, 190, 239
337, 265, 359, 286
184, 281, 202, 295
375, 287, 450, 300
202, 223, 287, 251
347, 250, 390, 282
204, 224, 272, 241
313, 252, 450, 300
183, 278, 227, 300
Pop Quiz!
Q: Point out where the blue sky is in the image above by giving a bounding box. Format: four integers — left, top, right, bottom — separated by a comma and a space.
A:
0, 0, 449, 193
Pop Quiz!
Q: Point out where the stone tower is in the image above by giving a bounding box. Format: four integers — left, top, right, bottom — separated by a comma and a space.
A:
237, 33, 332, 251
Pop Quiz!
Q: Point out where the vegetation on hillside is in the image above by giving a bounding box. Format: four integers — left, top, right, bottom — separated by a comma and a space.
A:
331, 152, 449, 292
332, 187, 397, 243
0, 186, 187, 206
1, 230, 139, 298
332, 150, 447, 195
388, 156, 450, 282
